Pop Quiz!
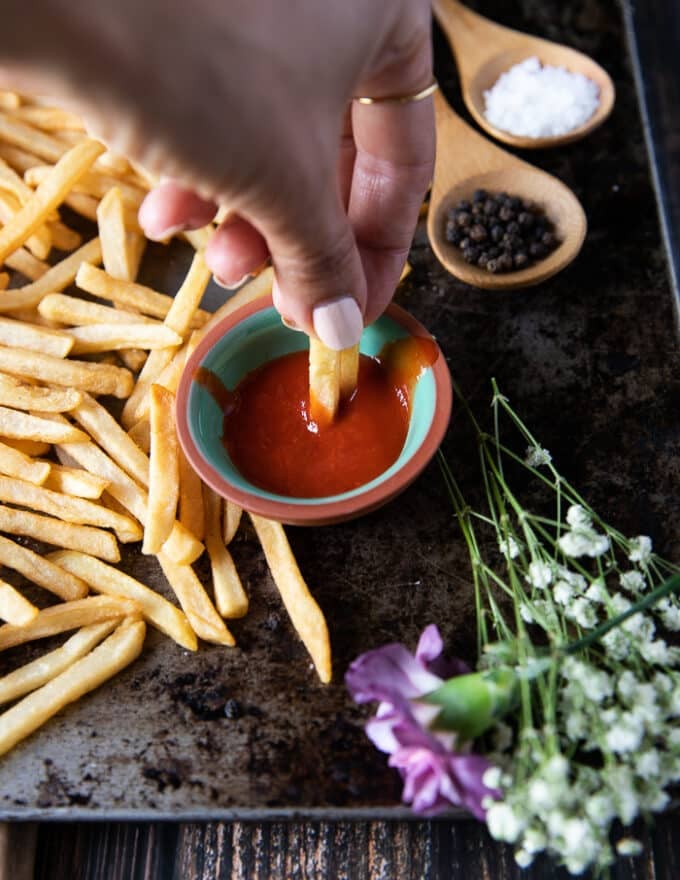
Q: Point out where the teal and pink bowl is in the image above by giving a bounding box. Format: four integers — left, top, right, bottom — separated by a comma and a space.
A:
176, 296, 452, 525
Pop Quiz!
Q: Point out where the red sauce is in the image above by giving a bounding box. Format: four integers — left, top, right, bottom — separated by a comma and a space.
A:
195, 336, 438, 498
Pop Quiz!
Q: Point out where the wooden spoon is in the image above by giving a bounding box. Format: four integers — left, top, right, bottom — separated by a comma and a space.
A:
433, 0, 615, 149
427, 90, 587, 290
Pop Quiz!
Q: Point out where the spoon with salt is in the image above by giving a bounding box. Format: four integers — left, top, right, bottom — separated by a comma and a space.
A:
433, 0, 615, 149
427, 90, 587, 290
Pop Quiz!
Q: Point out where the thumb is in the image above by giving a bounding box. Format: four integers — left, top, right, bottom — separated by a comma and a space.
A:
262, 185, 366, 351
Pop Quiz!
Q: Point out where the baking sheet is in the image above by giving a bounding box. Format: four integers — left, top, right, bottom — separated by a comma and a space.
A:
1, 0, 679, 819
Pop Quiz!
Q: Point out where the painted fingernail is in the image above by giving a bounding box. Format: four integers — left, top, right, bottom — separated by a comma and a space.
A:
312, 296, 363, 350
142, 222, 186, 242
213, 273, 254, 290
280, 315, 303, 332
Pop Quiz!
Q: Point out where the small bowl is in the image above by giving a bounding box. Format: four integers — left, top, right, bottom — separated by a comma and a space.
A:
176, 296, 452, 525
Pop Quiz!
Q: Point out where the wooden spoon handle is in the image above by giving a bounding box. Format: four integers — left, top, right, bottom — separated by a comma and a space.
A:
433, 0, 512, 80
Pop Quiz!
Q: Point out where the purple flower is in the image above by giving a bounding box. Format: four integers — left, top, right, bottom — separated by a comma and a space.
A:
346, 625, 499, 819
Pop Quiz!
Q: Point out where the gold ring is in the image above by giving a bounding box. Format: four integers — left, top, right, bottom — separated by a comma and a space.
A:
354, 79, 438, 106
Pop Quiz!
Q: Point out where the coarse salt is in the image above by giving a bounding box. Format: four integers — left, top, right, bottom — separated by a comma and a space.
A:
483, 56, 600, 138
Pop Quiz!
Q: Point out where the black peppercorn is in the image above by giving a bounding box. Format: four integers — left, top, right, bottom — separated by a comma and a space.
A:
469, 224, 488, 242
483, 198, 498, 216
490, 225, 504, 244
473, 189, 488, 203
462, 246, 480, 263
455, 210, 472, 227
514, 252, 530, 269
498, 205, 515, 222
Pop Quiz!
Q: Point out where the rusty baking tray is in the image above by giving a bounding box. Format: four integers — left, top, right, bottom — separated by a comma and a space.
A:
1, 0, 679, 819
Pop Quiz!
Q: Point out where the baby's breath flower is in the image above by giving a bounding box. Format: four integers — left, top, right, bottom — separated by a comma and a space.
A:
558, 528, 610, 559
553, 579, 574, 605
514, 848, 534, 868
498, 535, 520, 559
658, 598, 680, 631
566, 597, 598, 629
585, 793, 616, 827
617, 670, 638, 703
525, 445, 552, 468
620, 570, 646, 593
487, 802, 524, 843
640, 639, 671, 665
482, 766, 503, 790
628, 535, 652, 563
566, 505, 591, 529
585, 578, 608, 603
616, 838, 643, 857
602, 627, 630, 660
603, 710, 644, 753
635, 751, 660, 778
527, 560, 552, 589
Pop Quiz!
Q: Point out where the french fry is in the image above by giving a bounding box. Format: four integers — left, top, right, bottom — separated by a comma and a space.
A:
68, 322, 182, 355
309, 337, 340, 426
0, 580, 38, 626
127, 418, 150, 454
97, 186, 132, 280
178, 445, 204, 541
0, 111, 69, 163
0, 190, 51, 259
62, 191, 99, 222
43, 463, 109, 499
0, 156, 35, 205
196, 267, 274, 344
0, 406, 86, 444
0, 142, 42, 174
0, 534, 88, 601
47, 220, 82, 252
75, 262, 209, 326
38, 293, 158, 327
0, 621, 117, 706
223, 500, 242, 546
142, 385, 179, 554
10, 106, 85, 132
0, 595, 139, 651
4, 247, 49, 281
249, 513, 331, 683
0, 439, 50, 484
25, 165, 146, 207
0, 139, 104, 263
0, 437, 50, 457
0, 473, 142, 542
203, 484, 247, 618
0, 236, 102, 312
0, 345, 133, 398
339, 344, 360, 401
0, 374, 82, 413
49, 551, 197, 651
0, 316, 73, 357
0, 273, 7, 290
0, 618, 145, 757
70, 392, 149, 487
157, 552, 235, 647
0, 504, 120, 562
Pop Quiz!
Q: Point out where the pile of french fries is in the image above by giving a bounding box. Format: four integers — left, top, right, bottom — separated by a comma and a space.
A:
0, 91, 332, 758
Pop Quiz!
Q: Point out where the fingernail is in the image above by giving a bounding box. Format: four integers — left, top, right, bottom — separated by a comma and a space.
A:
142, 222, 186, 242
214, 273, 254, 290
312, 296, 363, 350
281, 315, 303, 332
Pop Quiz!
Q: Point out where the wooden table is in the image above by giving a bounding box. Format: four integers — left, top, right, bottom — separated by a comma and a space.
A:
2, 1, 680, 877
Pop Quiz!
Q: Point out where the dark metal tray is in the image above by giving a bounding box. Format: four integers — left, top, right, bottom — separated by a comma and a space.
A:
1, 0, 679, 820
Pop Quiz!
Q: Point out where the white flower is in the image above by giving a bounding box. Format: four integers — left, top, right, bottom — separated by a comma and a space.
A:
640, 639, 671, 665
608, 767, 639, 825
498, 535, 520, 559
553, 580, 574, 605
528, 778, 553, 809
616, 838, 643, 857
622, 612, 655, 642
620, 570, 646, 593
602, 627, 630, 660
605, 711, 644, 753
628, 535, 652, 563
635, 751, 660, 778
543, 754, 569, 784
522, 827, 547, 854
566, 505, 591, 528
514, 848, 533, 869
610, 593, 632, 615
525, 445, 552, 468
585, 579, 608, 603
586, 793, 616, 826
567, 597, 598, 629
617, 670, 639, 703
483, 766, 503, 790
565, 711, 588, 740
487, 802, 524, 843
658, 600, 680, 631
519, 602, 534, 623
556, 566, 587, 591
581, 669, 613, 703
558, 528, 610, 559
527, 560, 552, 590
652, 672, 673, 695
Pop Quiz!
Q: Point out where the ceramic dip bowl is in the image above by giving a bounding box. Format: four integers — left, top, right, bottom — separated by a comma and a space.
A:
176, 296, 452, 525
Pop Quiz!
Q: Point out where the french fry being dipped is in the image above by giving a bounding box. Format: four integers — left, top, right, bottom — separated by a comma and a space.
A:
308, 338, 359, 426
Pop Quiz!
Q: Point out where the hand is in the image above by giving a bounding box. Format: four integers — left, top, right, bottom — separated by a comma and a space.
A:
1, 0, 435, 349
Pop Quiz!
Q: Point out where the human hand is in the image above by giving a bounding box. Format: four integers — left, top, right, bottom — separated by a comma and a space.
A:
1, 0, 435, 348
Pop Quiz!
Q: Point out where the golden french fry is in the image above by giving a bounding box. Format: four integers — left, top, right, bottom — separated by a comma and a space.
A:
0, 618, 145, 757
0, 473, 141, 542
339, 344, 360, 401
75, 262, 209, 326
0, 534, 88, 601
0, 92, 20, 110
62, 190, 99, 221
0, 439, 50, 484
0, 190, 52, 259
0, 579, 38, 626
43, 463, 109, 499
142, 384, 179, 554
0, 344, 133, 398
249, 513, 331, 683
0, 155, 34, 205
203, 484, 248, 618
0, 236, 102, 312
68, 322, 182, 355
4, 247, 49, 281
0, 273, 8, 290
47, 220, 82, 251
0, 504, 120, 562
97, 185, 132, 280
55, 438, 203, 565
0, 595, 139, 651
0, 406, 86, 444
10, 106, 85, 132
0, 621, 117, 706
0, 142, 42, 174
25, 165, 145, 207
0, 374, 82, 413
0, 111, 69, 162
178, 445, 204, 541
0, 139, 104, 263
222, 500, 242, 546
38, 292, 157, 327
309, 337, 340, 426
157, 552, 235, 647
49, 551, 197, 651
196, 267, 274, 344
0, 437, 50, 457
0, 316, 73, 357
127, 418, 150, 454
125, 232, 146, 280
70, 392, 149, 487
